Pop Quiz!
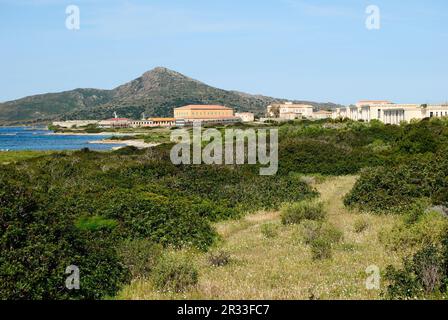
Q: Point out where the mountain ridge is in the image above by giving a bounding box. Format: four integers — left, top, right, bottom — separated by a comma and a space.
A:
0, 67, 343, 125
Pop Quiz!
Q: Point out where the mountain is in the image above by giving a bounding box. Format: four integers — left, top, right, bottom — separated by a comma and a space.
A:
0, 67, 342, 124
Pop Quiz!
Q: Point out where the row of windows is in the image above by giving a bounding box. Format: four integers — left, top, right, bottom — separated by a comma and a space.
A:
176, 111, 230, 116
376, 110, 448, 119
132, 121, 175, 125
430, 111, 448, 117
280, 109, 310, 113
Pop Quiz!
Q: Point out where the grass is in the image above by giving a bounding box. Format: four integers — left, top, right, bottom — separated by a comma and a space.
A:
75, 215, 118, 231
107, 128, 172, 144
0, 150, 55, 164
116, 176, 403, 300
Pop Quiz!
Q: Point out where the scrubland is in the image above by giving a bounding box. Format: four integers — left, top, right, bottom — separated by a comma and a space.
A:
2, 118, 448, 300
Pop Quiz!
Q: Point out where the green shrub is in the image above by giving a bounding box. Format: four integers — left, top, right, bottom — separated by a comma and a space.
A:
152, 252, 199, 293
261, 222, 280, 239
207, 250, 231, 267
0, 171, 130, 299
353, 218, 369, 233
101, 190, 218, 251
300, 220, 323, 244
380, 210, 448, 252
281, 200, 325, 225
310, 238, 332, 260
299, 221, 343, 261
384, 245, 447, 299
117, 239, 163, 279
344, 150, 448, 214
319, 223, 344, 244
299, 220, 343, 244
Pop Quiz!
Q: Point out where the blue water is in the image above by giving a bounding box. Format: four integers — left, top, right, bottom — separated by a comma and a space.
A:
0, 127, 125, 151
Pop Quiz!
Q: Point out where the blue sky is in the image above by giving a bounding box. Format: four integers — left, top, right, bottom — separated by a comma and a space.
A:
0, 0, 447, 105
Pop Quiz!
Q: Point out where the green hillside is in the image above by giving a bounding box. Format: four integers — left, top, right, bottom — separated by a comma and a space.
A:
0, 67, 342, 124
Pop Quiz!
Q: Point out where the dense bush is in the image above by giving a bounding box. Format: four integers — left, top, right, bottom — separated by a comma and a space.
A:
384, 243, 448, 299
379, 204, 448, 252
342, 119, 448, 214
383, 202, 448, 299
0, 170, 130, 299
281, 200, 326, 225
345, 151, 448, 214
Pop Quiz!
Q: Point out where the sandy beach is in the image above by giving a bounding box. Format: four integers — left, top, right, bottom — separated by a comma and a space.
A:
52, 132, 141, 136
89, 139, 161, 150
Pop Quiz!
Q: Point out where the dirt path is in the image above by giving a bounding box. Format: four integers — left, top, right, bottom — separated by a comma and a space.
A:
315, 175, 359, 216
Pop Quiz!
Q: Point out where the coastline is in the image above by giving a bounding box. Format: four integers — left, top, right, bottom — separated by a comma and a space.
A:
89, 139, 161, 150
52, 132, 140, 136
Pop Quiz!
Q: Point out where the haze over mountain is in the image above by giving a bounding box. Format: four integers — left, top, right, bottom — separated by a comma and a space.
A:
0, 67, 342, 124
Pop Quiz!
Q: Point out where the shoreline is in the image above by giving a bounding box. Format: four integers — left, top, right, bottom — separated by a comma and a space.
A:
52, 132, 140, 136
89, 139, 161, 150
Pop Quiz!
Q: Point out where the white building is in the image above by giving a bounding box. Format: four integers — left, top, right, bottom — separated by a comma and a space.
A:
312, 110, 333, 120
332, 100, 448, 125
266, 102, 335, 121
98, 118, 130, 128
235, 112, 255, 122
267, 102, 314, 120
130, 118, 176, 128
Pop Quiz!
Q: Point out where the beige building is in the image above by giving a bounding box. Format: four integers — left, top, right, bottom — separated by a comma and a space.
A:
235, 112, 255, 122
174, 105, 240, 124
267, 102, 314, 120
333, 100, 448, 124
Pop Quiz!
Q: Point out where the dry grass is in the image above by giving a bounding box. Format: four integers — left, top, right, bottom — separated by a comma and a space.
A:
117, 176, 402, 300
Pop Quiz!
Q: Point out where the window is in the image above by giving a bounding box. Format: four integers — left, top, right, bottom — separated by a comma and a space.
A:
378, 109, 381, 119
430, 112, 434, 118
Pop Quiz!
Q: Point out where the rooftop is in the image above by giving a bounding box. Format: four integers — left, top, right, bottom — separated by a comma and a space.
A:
148, 118, 176, 121
357, 100, 393, 105
273, 103, 314, 108
103, 118, 130, 121
175, 105, 232, 111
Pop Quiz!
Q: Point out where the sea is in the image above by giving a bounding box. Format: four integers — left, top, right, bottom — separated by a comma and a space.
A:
0, 127, 125, 151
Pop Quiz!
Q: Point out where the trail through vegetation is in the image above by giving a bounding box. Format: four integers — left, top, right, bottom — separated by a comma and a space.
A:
118, 176, 402, 300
